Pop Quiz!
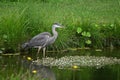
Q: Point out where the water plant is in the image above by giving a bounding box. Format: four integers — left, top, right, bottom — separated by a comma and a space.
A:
76, 27, 92, 47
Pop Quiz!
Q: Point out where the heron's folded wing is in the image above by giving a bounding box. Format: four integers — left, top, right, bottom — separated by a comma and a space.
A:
29, 32, 51, 47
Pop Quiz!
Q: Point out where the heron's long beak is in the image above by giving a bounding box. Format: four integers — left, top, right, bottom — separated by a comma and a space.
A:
60, 25, 65, 28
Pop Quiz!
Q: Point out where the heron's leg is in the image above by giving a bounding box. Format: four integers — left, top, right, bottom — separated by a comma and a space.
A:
43, 47, 46, 58
37, 46, 41, 59
42, 47, 46, 64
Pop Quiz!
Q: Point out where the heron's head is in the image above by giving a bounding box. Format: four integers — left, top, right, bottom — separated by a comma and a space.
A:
52, 23, 63, 28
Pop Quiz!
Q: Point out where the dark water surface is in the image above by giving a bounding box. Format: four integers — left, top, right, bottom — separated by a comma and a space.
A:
0, 48, 120, 80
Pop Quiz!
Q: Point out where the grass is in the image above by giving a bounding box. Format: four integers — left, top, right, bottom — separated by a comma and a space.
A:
0, 0, 120, 53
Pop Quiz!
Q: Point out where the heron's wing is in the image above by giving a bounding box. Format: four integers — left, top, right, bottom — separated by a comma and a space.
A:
29, 32, 51, 47
31, 32, 51, 40
39, 32, 52, 36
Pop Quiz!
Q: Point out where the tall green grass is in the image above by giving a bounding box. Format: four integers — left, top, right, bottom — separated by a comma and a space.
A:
0, 0, 120, 53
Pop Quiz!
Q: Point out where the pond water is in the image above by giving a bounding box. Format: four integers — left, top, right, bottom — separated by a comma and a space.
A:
0, 48, 120, 80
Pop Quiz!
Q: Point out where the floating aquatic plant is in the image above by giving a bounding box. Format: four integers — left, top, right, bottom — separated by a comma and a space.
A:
36, 56, 120, 69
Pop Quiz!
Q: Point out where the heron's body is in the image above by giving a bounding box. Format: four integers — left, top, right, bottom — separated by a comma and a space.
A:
29, 32, 52, 48
21, 23, 62, 58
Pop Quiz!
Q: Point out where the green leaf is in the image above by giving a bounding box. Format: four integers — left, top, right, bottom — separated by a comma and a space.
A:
110, 24, 114, 27
3, 34, 8, 39
81, 31, 86, 36
77, 27, 82, 34
86, 32, 91, 37
95, 24, 98, 27
81, 31, 91, 37
85, 40, 92, 44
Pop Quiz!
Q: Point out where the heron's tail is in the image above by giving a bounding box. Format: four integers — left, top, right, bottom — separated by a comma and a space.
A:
21, 42, 29, 50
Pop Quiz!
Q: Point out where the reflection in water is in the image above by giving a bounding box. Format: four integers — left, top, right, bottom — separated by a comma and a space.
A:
22, 57, 56, 80
93, 66, 119, 80
0, 49, 120, 80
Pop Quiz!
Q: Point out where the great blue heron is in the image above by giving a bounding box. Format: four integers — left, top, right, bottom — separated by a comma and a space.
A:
21, 23, 63, 58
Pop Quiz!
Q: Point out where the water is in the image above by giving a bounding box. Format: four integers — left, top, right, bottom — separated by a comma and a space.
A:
0, 49, 120, 80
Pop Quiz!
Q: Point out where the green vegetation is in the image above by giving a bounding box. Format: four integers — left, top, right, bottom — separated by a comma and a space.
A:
0, 0, 120, 53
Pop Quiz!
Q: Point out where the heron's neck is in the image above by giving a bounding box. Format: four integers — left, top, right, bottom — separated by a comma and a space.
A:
52, 26, 58, 39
